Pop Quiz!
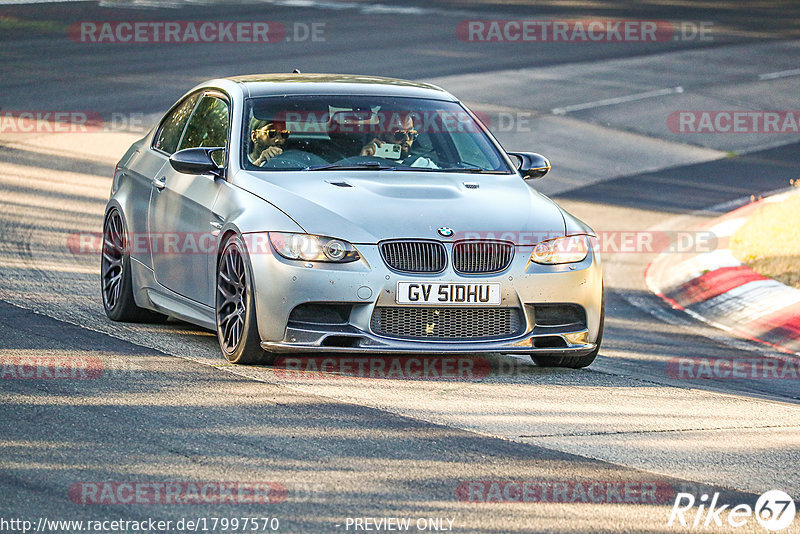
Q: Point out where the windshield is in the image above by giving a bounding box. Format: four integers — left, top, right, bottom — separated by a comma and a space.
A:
241, 95, 513, 173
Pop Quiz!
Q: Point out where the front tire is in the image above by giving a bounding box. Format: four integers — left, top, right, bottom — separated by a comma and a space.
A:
215, 234, 267, 364
101, 209, 167, 323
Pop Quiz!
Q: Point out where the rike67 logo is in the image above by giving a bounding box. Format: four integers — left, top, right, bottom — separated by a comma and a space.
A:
668, 490, 796, 531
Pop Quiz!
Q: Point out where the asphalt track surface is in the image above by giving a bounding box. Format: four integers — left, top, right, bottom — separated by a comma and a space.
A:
1, 1, 799, 532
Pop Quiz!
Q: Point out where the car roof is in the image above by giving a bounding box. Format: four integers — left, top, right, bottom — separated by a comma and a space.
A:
225, 73, 458, 101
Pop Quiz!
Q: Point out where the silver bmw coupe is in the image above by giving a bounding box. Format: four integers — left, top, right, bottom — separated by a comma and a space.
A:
102, 74, 603, 367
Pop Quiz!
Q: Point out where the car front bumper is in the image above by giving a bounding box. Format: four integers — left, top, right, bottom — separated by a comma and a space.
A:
248, 237, 603, 355
261, 324, 596, 355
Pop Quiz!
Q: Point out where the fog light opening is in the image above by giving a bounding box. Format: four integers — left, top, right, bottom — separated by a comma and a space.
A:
533, 336, 568, 349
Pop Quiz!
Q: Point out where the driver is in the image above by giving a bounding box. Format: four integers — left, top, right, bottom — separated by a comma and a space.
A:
359, 113, 437, 168
248, 119, 290, 167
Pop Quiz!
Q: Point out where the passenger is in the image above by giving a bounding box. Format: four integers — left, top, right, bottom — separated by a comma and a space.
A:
359, 113, 437, 168
248, 119, 290, 167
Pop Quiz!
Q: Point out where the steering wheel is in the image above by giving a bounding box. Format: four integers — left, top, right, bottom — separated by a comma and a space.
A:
260, 149, 328, 169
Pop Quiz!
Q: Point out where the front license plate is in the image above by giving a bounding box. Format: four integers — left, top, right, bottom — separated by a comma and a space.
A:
396, 282, 501, 305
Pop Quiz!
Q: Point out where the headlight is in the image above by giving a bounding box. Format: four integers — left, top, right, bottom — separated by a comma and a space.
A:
268, 232, 360, 263
530, 235, 589, 264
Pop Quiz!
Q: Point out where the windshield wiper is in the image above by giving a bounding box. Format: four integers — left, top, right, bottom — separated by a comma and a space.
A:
304, 161, 397, 171
416, 167, 508, 174
304, 162, 507, 174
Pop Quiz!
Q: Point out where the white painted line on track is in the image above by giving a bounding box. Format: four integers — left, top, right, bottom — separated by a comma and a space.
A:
238, 0, 476, 17
0, 0, 89, 4
758, 68, 800, 80
551, 86, 684, 115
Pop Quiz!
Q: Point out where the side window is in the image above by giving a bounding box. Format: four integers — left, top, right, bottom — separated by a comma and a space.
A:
153, 93, 200, 155
178, 95, 230, 166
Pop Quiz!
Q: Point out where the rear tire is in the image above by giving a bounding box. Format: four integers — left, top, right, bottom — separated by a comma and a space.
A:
532, 289, 604, 369
101, 209, 168, 323
215, 234, 268, 364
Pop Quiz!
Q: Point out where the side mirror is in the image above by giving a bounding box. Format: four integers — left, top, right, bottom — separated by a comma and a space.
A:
508, 152, 551, 180
169, 147, 224, 177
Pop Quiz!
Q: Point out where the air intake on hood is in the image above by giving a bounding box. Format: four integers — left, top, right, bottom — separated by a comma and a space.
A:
326, 180, 353, 188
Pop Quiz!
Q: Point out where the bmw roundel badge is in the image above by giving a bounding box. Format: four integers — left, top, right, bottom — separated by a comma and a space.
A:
437, 227, 455, 238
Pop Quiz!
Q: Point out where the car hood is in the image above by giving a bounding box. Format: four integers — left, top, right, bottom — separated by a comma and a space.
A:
232, 170, 568, 244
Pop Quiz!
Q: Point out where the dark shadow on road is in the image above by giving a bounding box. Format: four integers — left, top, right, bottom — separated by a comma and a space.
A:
0, 300, 761, 532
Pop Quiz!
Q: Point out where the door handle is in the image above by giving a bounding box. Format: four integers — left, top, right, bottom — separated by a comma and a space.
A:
209, 221, 223, 230
152, 176, 166, 190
